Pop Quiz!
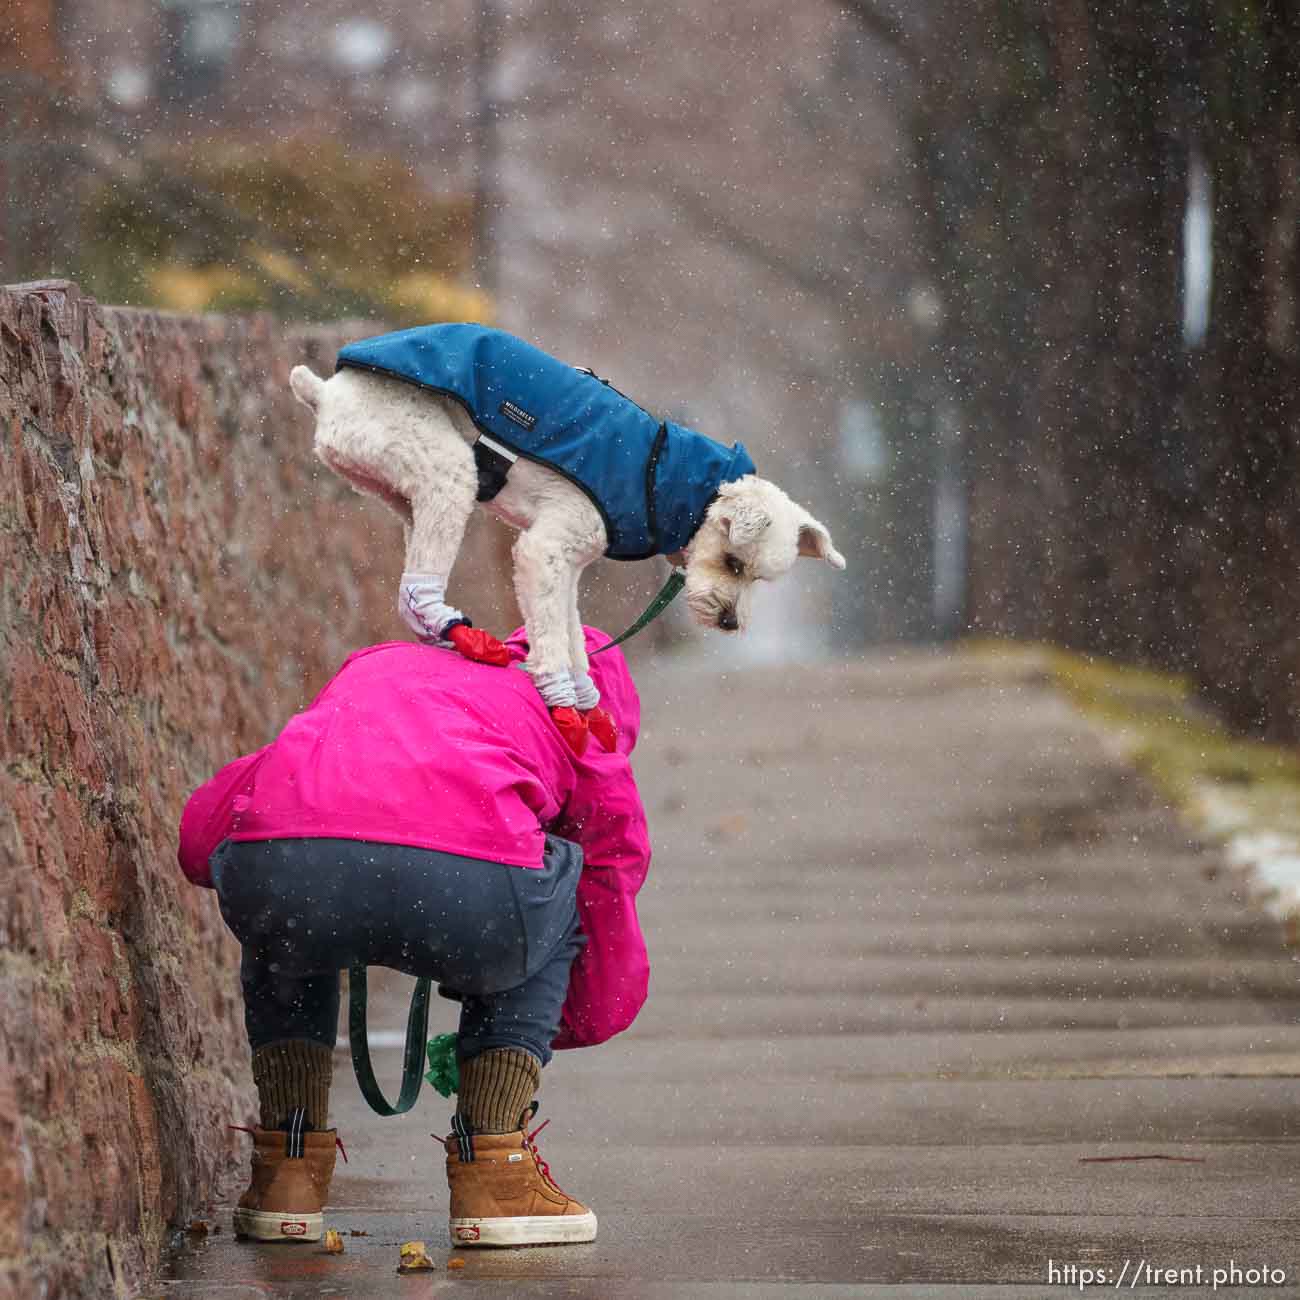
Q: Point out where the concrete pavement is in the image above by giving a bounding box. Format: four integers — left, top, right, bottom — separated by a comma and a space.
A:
158, 650, 1300, 1297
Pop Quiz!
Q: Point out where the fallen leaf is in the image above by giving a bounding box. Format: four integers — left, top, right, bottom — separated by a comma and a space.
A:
398, 1240, 435, 1272
447, 1257, 466, 1270
323, 1229, 344, 1254
706, 811, 749, 841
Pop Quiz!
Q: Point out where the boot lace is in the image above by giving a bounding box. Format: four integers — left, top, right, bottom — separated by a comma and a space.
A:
524, 1117, 570, 1198
433, 1111, 570, 1199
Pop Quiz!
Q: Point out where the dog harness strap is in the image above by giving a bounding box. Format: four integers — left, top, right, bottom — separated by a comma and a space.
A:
590, 568, 687, 656
473, 435, 516, 503
348, 963, 431, 1116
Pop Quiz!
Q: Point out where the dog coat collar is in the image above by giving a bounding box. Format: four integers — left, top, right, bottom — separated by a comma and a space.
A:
335, 324, 756, 560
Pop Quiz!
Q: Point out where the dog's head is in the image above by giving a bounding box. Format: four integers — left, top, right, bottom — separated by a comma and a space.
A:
682, 475, 846, 633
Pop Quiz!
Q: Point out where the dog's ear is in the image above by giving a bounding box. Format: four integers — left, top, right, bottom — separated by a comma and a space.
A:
797, 514, 846, 569
720, 500, 772, 548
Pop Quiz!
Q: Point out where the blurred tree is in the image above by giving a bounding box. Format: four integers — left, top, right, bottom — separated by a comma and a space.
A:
1184, 2, 1300, 735
844, 0, 1300, 737
0, 0, 79, 276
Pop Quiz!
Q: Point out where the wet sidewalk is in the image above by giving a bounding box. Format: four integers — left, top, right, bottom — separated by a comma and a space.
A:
159, 650, 1300, 1298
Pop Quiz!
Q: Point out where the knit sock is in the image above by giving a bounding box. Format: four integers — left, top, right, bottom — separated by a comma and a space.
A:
251, 1039, 333, 1131
572, 671, 600, 711
398, 572, 465, 642
456, 1048, 542, 1134
530, 668, 578, 709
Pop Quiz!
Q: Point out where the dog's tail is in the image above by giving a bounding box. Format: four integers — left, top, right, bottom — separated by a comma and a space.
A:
289, 364, 326, 411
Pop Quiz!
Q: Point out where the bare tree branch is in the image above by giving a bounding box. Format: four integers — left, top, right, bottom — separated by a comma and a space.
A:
836, 0, 918, 69
669, 185, 874, 310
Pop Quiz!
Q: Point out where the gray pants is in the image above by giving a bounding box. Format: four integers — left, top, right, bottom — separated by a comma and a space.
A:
210, 835, 586, 1065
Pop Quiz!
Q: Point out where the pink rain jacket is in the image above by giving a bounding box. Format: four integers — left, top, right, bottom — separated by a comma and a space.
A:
177, 628, 651, 1050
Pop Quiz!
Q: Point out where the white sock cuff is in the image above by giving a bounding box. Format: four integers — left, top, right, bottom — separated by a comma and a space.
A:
398, 574, 464, 642
572, 671, 600, 711
532, 669, 577, 709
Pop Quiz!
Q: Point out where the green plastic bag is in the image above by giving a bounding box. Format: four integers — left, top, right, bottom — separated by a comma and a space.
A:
425, 1032, 460, 1097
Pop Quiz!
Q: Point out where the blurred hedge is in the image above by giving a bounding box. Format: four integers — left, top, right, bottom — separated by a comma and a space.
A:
74, 138, 491, 324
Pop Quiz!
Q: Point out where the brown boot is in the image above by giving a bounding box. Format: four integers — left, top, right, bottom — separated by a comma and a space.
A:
441, 1110, 597, 1247
231, 1114, 342, 1242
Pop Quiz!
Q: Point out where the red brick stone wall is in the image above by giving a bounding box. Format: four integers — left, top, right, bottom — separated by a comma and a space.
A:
0, 282, 660, 1297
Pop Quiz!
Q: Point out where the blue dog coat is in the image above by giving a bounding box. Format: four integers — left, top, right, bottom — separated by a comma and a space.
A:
335, 324, 756, 561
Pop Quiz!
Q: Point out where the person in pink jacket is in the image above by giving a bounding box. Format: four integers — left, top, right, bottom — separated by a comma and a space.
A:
177, 627, 650, 1248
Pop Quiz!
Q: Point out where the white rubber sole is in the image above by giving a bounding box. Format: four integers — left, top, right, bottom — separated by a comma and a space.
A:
449, 1210, 598, 1247
232, 1207, 323, 1242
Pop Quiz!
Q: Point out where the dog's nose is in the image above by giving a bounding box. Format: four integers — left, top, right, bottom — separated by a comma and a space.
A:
717, 609, 739, 631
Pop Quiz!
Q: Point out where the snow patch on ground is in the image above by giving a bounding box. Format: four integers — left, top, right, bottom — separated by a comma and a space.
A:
1190, 784, 1300, 923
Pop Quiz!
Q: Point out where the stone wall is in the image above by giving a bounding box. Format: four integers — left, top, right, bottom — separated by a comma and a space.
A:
0, 281, 664, 1298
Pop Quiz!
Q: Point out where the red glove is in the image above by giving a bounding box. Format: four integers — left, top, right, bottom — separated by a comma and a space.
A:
446, 623, 510, 667
550, 706, 590, 757
584, 706, 618, 753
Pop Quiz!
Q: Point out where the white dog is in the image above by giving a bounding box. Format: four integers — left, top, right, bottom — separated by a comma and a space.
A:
290, 325, 845, 754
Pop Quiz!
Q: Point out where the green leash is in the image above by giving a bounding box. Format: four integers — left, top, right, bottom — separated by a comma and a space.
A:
590, 568, 686, 656
347, 964, 433, 1116
348, 966, 461, 1116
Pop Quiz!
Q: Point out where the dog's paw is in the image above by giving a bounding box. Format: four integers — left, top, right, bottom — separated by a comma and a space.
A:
549, 706, 590, 757
446, 624, 511, 667
584, 706, 618, 753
